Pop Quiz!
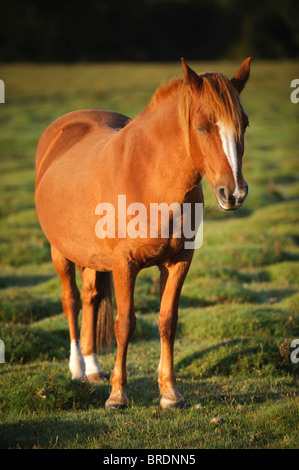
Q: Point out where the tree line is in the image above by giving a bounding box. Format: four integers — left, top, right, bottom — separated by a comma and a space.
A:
0, 0, 298, 61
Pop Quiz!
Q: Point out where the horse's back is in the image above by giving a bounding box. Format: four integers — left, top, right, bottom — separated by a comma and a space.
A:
35, 109, 130, 188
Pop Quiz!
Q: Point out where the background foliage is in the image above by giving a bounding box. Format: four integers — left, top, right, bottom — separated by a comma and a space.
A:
0, 0, 298, 62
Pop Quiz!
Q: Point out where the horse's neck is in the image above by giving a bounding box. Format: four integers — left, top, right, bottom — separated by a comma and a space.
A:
121, 94, 198, 202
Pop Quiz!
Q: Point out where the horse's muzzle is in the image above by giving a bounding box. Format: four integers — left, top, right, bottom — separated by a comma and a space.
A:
215, 184, 248, 211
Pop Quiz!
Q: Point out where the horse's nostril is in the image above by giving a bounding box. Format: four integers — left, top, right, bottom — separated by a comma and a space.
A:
239, 184, 248, 200
218, 187, 226, 200
218, 186, 235, 203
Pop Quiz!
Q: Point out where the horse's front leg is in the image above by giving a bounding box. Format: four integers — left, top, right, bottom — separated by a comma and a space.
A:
158, 252, 193, 409
105, 257, 138, 409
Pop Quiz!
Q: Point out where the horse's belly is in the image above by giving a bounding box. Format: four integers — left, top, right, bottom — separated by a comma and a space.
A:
35, 161, 113, 271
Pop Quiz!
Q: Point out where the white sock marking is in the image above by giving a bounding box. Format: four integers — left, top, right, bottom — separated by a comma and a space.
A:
84, 353, 103, 377
69, 339, 85, 380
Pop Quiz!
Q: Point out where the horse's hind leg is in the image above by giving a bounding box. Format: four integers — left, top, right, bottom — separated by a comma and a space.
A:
158, 252, 193, 409
51, 245, 85, 380
80, 267, 105, 383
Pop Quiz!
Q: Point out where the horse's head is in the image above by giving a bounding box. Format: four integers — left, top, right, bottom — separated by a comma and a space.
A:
181, 57, 251, 211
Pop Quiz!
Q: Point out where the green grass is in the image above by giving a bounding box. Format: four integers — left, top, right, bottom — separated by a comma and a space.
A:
0, 61, 299, 449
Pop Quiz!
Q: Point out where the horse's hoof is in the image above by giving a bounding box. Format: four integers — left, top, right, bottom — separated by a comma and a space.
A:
160, 396, 185, 410
87, 372, 106, 384
105, 400, 128, 410
105, 391, 129, 410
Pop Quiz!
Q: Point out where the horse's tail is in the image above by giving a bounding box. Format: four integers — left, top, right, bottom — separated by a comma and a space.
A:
96, 272, 115, 350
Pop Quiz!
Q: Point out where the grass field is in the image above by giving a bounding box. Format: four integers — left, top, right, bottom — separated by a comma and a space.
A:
0, 60, 298, 449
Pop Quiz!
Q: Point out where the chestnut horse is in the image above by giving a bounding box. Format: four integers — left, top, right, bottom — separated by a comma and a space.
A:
35, 58, 251, 409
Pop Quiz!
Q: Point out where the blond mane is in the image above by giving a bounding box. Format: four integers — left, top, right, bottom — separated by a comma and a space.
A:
198, 72, 243, 138
145, 72, 243, 142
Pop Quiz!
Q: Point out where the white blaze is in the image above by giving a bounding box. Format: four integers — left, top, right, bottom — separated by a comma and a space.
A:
216, 121, 242, 198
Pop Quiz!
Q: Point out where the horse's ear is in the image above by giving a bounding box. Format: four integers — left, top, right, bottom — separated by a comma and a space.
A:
181, 58, 202, 92
231, 57, 252, 93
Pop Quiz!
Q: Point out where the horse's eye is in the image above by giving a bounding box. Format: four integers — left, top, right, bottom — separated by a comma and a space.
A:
197, 127, 208, 136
